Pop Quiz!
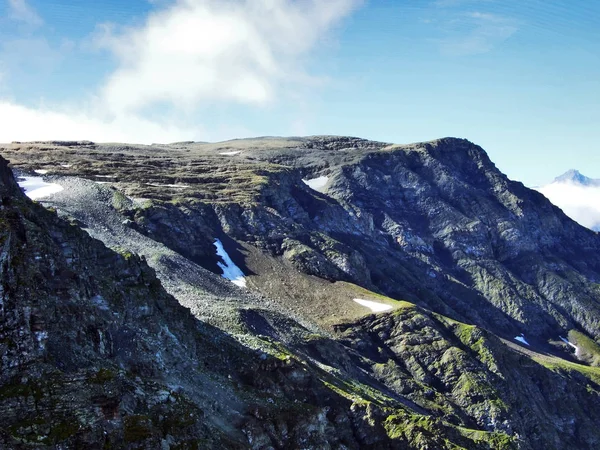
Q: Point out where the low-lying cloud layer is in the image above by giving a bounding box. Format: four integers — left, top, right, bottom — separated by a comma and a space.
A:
0, 101, 196, 143
536, 181, 600, 231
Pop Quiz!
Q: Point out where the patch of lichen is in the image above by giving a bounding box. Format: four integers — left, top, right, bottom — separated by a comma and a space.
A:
456, 426, 517, 449
7, 416, 79, 446
8, 416, 50, 444
111, 190, 129, 211
89, 368, 116, 384
115, 246, 134, 260
48, 421, 79, 442
453, 372, 501, 403
318, 367, 398, 408
384, 413, 516, 450
123, 415, 154, 442
148, 392, 204, 437
384, 413, 462, 449
0, 378, 45, 402
436, 315, 501, 375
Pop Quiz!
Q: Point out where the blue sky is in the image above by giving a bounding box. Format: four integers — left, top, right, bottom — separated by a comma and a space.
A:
0, 0, 598, 185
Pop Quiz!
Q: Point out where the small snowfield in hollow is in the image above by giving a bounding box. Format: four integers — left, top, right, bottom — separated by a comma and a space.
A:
353, 298, 393, 313
17, 176, 64, 200
213, 239, 247, 288
560, 336, 580, 356
514, 334, 530, 346
302, 176, 329, 191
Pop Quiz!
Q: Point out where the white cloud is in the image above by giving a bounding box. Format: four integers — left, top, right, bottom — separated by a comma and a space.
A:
438, 11, 517, 55
535, 182, 600, 231
7, 0, 43, 27
0, 0, 360, 143
98, 0, 361, 114
0, 101, 197, 144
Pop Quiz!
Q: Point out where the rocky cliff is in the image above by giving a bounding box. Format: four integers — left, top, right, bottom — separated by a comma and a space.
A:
1, 136, 600, 449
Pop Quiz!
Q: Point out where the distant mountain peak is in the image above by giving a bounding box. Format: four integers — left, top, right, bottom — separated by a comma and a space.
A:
553, 169, 600, 186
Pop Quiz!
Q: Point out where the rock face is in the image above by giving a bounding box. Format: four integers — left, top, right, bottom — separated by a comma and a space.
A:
1, 137, 600, 449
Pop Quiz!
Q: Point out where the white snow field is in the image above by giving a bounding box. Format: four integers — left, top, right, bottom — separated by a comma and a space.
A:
219, 151, 241, 156
302, 176, 329, 191
353, 298, 393, 312
146, 183, 190, 188
213, 239, 247, 288
560, 336, 580, 356
17, 176, 64, 200
514, 334, 530, 346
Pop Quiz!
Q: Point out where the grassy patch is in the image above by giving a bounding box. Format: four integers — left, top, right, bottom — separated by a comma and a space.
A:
533, 356, 600, 385
123, 415, 153, 442
568, 330, 600, 366
90, 368, 116, 384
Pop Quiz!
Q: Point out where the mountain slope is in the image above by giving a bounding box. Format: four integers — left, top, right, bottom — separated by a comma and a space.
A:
0, 152, 528, 449
2, 138, 600, 448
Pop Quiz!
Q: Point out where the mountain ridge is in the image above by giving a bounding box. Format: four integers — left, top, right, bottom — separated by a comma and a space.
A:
2, 136, 600, 448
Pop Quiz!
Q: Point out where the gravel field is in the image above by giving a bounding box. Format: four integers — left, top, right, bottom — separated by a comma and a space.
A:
26, 173, 321, 336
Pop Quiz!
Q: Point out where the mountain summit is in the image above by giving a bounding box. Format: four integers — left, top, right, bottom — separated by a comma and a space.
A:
553, 169, 600, 186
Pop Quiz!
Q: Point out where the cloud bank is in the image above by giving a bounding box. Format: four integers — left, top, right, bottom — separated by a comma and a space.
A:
0, 101, 196, 143
535, 182, 600, 231
438, 11, 518, 56
0, 0, 361, 143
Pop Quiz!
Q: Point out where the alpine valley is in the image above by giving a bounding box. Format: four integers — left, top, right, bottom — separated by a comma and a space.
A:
1, 136, 600, 449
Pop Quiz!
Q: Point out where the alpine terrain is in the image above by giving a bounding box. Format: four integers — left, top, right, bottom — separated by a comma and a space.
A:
1, 136, 600, 449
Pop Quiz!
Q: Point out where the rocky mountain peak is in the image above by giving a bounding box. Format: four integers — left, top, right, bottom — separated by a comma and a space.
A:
553, 169, 600, 186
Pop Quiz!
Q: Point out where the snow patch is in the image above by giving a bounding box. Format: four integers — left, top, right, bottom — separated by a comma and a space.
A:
302, 175, 329, 191
353, 298, 393, 313
560, 336, 580, 356
61, 164, 72, 168
147, 183, 190, 188
34, 169, 49, 175
514, 334, 530, 346
219, 151, 241, 156
213, 239, 247, 288
17, 176, 64, 200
